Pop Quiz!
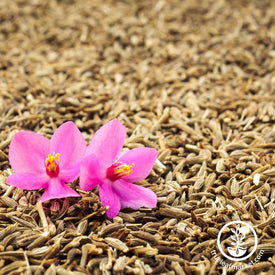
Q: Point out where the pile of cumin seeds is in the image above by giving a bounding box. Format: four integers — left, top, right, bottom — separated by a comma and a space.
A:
0, 0, 275, 274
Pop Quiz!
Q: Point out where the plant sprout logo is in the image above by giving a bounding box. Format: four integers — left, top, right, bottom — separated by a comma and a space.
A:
228, 224, 247, 257
217, 221, 258, 261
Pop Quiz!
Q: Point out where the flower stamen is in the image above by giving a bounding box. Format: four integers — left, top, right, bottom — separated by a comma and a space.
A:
45, 152, 60, 177
114, 163, 134, 177
106, 162, 134, 181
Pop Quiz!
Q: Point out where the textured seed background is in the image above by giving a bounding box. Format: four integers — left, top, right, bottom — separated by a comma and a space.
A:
0, 0, 275, 274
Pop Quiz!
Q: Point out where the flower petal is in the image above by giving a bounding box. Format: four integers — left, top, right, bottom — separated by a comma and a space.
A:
118, 147, 158, 182
39, 178, 80, 202
99, 180, 121, 219
113, 180, 157, 210
79, 154, 103, 191
58, 162, 81, 183
50, 121, 86, 170
7, 173, 48, 190
9, 131, 50, 173
86, 119, 126, 168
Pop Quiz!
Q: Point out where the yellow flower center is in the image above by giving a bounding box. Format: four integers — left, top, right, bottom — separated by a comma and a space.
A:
113, 163, 134, 177
45, 152, 60, 176
106, 162, 134, 181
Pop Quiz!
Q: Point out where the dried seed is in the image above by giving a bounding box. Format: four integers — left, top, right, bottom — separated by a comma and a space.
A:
98, 223, 124, 237
133, 244, 158, 257
263, 168, 275, 176
80, 244, 103, 268
76, 220, 88, 235
216, 159, 225, 173
0, 223, 18, 241
27, 236, 47, 250
0, 196, 18, 208
193, 178, 204, 191
45, 264, 56, 275
28, 246, 51, 258
131, 231, 157, 243
6, 215, 36, 229
204, 173, 216, 191
113, 256, 127, 272
105, 237, 129, 253
157, 206, 190, 218
2, 231, 21, 248
15, 232, 41, 247
231, 179, 240, 196
0, 261, 26, 275
191, 240, 216, 254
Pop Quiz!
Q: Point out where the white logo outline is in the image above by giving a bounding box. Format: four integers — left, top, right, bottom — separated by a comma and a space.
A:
217, 221, 258, 261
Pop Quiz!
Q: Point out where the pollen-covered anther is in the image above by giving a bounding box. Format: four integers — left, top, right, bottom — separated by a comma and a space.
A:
45, 152, 60, 176
106, 162, 135, 181
114, 163, 135, 177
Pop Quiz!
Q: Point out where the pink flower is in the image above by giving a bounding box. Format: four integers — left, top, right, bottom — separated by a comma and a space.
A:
80, 119, 158, 219
7, 122, 86, 202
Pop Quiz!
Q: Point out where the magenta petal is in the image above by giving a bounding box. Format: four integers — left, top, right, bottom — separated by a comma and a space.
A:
7, 173, 48, 190
99, 180, 121, 219
9, 131, 50, 173
86, 119, 126, 168
113, 180, 157, 210
118, 147, 158, 182
59, 162, 81, 183
50, 122, 86, 170
79, 154, 103, 191
39, 178, 80, 202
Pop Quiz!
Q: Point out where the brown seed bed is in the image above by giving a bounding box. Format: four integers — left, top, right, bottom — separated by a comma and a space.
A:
0, 0, 275, 274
